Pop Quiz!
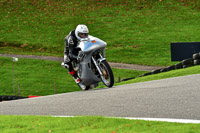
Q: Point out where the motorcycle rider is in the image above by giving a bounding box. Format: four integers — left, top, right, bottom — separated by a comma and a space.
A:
64, 24, 89, 83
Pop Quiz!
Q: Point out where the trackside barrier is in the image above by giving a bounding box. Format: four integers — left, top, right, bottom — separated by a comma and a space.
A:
0, 95, 41, 102
121, 52, 200, 82
0, 95, 28, 102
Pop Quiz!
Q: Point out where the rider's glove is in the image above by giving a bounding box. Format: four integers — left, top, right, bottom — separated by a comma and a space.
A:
77, 51, 84, 62
64, 55, 70, 68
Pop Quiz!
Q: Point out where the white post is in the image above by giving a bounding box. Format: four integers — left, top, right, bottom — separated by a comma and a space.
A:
12, 61, 15, 95
12, 57, 18, 96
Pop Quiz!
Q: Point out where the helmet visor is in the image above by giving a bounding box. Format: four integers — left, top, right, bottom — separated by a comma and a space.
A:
78, 33, 88, 38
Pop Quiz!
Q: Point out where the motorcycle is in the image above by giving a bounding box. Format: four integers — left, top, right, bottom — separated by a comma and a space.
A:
62, 35, 114, 90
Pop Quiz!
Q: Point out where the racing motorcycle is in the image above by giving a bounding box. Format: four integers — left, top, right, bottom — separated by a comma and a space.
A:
62, 35, 114, 90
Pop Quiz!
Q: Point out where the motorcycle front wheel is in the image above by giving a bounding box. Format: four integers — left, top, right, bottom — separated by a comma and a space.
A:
99, 60, 114, 87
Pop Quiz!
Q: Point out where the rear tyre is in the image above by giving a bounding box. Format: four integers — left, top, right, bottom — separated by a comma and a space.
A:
99, 60, 114, 87
77, 83, 90, 91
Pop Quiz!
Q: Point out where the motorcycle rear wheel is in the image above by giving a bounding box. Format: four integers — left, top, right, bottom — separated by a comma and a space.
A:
77, 83, 90, 91
99, 60, 114, 87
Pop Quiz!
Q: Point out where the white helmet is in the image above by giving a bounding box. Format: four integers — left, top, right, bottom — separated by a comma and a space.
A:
75, 24, 89, 40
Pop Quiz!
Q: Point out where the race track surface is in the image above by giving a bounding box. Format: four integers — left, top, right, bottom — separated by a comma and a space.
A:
1, 74, 200, 120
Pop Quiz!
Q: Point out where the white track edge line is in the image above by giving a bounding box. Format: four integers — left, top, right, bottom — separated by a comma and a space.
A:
53, 116, 200, 124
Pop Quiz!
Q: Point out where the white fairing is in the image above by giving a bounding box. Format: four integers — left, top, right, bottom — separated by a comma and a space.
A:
75, 35, 107, 86
78, 35, 107, 53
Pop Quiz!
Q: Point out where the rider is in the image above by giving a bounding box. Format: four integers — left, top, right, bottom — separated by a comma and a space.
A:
64, 24, 89, 83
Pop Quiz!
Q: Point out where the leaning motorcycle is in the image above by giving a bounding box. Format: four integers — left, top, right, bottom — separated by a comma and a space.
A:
62, 35, 114, 90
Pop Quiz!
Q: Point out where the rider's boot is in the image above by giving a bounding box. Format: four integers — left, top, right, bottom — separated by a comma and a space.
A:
67, 64, 88, 90
69, 70, 81, 83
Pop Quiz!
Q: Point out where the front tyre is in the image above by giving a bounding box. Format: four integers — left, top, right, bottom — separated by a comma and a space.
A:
99, 60, 114, 87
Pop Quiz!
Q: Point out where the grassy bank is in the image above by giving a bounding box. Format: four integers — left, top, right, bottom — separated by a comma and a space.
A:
0, 57, 146, 96
1, 0, 200, 66
1, 56, 200, 96
116, 65, 200, 86
0, 115, 200, 133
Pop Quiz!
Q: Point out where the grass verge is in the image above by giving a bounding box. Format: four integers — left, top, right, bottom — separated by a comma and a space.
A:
0, 115, 200, 133
1, 56, 200, 96
1, 0, 200, 66
116, 65, 200, 86
0, 57, 146, 96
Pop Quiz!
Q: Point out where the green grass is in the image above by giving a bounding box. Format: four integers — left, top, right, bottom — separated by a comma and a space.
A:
1, 0, 200, 66
0, 115, 200, 133
0, 56, 146, 96
1, 56, 200, 97
116, 65, 200, 86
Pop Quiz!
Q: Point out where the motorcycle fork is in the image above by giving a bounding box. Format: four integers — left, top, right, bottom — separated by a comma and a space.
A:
91, 54, 106, 77
91, 56, 103, 76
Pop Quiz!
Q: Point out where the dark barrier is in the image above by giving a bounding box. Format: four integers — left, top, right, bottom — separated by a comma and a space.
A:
171, 42, 200, 61
121, 52, 200, 82
0, 95, 28, 102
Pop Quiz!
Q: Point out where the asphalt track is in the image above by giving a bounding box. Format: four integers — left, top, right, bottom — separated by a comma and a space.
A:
1, 74, 200, 121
